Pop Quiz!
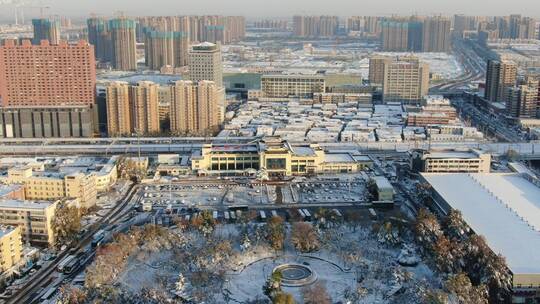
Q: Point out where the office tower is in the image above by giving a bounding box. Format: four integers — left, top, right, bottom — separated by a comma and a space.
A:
0, 39, 96, 107
87, 17, 113, 62
369, 55, 392, 86
382, 56, 430, 104
380, 20, 409, 51
32, 18, 60, 45
145, 30, 189, 70
106, 81, 131, 136
485, 59, 518, 102
292, 16, 339, 37
130, 81, 160, 134
422, 16, 451, 52
170, 80, 221, 135
188, 42, 223, 87
505, 85, 539, 118
109, 18, 137, 71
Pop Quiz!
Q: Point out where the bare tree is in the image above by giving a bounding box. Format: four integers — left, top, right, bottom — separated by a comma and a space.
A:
51, 202, 81, 248
265, 216, 285, 250
302, 281, 331, 304
291, 222, 320, 253
445, 273, 488, 304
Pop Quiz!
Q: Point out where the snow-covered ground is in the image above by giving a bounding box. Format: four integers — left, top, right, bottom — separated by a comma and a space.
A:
110, 221, 442, 303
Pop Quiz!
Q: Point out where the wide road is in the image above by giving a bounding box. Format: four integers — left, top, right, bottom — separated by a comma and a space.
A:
7, 183, 139, 304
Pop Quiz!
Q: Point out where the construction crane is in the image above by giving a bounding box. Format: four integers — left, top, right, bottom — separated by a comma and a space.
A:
25, 5, 50, 18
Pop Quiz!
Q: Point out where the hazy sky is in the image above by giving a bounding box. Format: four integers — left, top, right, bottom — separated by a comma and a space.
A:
3, 0, 540, 19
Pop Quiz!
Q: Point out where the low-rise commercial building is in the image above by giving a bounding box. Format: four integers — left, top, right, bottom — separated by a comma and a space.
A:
0, 184, 25, 200
373, 176, 394, 202
192, 136, 371, 177
420, 173, 540, 302
261, 74, 325, 98
0, 167, 97, 209
410, 149, 491, 173
0, 200, 58, 246
0, 105, 97, 138
0, 225, 22, 272
313, 92, 373, 104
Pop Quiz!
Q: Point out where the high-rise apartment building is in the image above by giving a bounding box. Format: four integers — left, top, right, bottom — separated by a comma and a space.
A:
382, 56, 430, 104
109, 18, 137, 71
453, 15, 478, 37
188, 42, 223, 87
253, 20, 288, 30
505, 85, 539, 118
346, 16, 363, 32
130, 81, 160, 134
485, 59, 518, 102
380, 20, 409, 51
421, 16, 451, 52
369, 55, 393, 86
87, 17, 113, 62
507, 15, 536, 39
170, 80, 221, 135
364, 16, 382, 36
144, 30, 189, 70
0, 39, 96, 107
137, 16, 245, 44
106, 81, 132, 136
32, 18, 60, 45
292, 16, 339, 38
106, 81, 161, 136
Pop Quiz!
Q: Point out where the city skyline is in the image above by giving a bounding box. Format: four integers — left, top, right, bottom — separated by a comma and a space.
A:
1, 0, 540, 20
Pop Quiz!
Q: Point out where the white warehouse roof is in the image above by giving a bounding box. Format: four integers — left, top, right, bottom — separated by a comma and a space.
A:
422, 173, 540, 276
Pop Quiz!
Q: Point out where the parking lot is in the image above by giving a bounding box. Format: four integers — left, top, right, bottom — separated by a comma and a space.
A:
135, 174, 370, 215
293, 180, 367, 204
140, 183, 271, 209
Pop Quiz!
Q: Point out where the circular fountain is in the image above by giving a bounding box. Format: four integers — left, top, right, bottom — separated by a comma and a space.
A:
272, 264, 317, 287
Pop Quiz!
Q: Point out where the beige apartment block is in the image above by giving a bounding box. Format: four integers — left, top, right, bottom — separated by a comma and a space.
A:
0, 200, 58, 247
170, 80, 221, 135
0, 225, 23, 272
0, 167, 97, 209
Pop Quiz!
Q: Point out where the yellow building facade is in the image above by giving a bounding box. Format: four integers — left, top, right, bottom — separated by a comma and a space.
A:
0, 167, 97, 209
192, 137, 371, 177
0, 225, 22, 272
0, 200, 58, 247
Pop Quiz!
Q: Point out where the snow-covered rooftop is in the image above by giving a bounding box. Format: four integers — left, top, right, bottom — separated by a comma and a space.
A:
422, 173, 540, 275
